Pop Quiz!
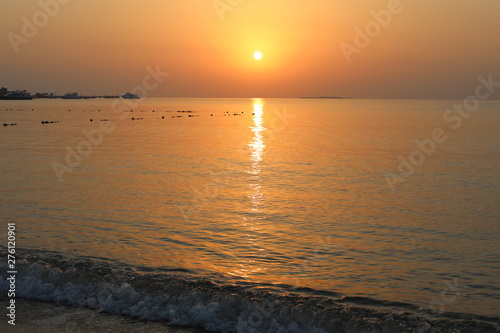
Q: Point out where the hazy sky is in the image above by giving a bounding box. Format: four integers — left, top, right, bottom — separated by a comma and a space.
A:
1, 0, 499, 99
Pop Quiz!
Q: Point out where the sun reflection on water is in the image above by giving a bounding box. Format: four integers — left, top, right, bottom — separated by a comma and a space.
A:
249, 98, 266, 211
229, 99, 269, 279
250, 99, 265, 167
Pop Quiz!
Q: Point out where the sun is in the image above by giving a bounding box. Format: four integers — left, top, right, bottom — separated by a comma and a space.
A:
253, 51, 262, 60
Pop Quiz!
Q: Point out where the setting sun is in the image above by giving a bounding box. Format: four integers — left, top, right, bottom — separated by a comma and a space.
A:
253, 51, 263, 60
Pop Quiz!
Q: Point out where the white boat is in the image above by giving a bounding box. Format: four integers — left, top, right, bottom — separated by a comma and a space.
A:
122, 92, 140, 99
0, 91, 33, 100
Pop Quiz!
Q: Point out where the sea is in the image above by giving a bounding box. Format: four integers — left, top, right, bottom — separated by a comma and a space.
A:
0, 98, 499, 332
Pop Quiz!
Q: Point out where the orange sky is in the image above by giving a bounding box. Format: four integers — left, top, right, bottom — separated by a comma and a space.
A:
1, 0, 499, 99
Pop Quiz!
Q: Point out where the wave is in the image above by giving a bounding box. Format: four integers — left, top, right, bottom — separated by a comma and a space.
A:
1, 247, 498, 333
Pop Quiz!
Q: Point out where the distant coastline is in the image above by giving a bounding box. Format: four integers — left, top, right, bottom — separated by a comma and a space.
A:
0, 86, 127, 100
299, 96, 352, 99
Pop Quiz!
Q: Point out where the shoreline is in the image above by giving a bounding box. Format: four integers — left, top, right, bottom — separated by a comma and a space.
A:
0, 298, 209, 333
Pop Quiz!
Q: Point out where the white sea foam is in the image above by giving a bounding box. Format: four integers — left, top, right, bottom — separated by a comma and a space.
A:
1, 253, 498, 333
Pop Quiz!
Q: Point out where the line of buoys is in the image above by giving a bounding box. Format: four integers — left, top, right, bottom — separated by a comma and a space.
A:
1, 107, 248, 129
223, 111, 243, 116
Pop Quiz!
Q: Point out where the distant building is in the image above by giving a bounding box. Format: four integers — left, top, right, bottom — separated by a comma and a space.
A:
62, 92, 82, 99
33, 92, 57, 99
0, 87, 7, 96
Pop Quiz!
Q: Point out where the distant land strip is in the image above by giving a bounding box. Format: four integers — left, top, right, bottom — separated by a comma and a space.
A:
299, 96, 352, 99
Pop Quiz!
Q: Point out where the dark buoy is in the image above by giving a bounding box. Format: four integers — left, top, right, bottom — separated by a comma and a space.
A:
90, 119, 93, 122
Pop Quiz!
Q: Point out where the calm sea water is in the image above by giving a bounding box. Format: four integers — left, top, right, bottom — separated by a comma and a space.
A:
0, 98, 499, 331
